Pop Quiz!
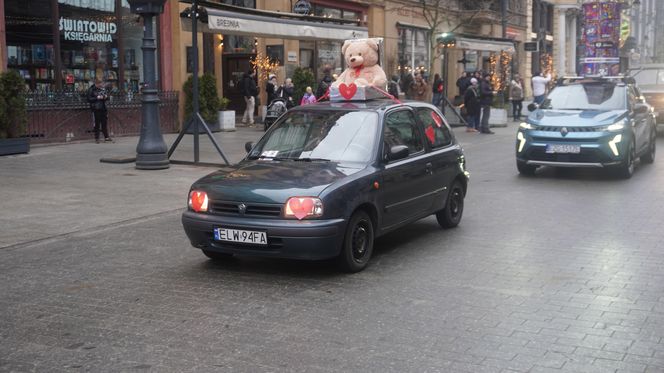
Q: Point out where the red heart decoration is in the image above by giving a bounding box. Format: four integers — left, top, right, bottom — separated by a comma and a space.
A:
425, 126, 435, 144
431, 112, 443, 128
301, 198, 314, 212
338, 83, 358, 100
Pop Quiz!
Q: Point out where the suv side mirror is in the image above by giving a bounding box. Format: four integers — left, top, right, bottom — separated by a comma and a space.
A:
245, 141, 254, 153
634, 103, 649, 115
388, 145, 409, 161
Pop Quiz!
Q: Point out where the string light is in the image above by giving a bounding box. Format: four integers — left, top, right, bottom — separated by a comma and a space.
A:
250, 53, 279, 81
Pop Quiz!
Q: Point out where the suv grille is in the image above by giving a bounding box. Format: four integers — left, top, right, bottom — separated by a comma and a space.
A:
534, 125, 602, 132
209, 201, 282, 217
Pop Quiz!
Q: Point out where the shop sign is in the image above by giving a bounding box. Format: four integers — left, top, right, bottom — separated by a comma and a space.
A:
293, 0, 311, 15
287, 51, 297, 62
59, 17, 117, 43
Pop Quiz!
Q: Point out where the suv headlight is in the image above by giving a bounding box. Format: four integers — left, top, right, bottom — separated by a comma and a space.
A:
519, 122, 534, 130
599, 120, 626, 132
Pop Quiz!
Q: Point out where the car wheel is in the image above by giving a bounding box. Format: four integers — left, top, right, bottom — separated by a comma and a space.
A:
641, 129, 656, 164
202, 249, 234, 261
436, 181, 465, 228
615, 140, 636, 179
337, 211, 374, 273
517, 160, 537, 176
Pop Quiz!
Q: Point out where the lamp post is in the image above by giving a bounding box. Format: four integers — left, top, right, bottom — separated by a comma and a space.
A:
128, 0, 169, 170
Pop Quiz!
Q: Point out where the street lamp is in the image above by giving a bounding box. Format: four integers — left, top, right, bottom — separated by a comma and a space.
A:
128, 0, 169, 170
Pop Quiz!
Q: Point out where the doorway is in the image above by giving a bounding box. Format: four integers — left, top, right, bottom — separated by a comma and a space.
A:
222, 54, 256, 114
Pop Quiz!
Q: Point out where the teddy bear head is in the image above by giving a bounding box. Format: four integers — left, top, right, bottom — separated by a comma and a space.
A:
342, 39, 379, 69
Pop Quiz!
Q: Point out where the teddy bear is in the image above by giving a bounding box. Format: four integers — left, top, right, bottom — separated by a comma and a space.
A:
332, 39, 387, 89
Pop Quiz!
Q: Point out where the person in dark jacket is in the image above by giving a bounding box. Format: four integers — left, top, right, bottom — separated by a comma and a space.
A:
87, 78, 111, 143
431, 73, 444, 107
463, 78, 481, 133
278, 78, 295, 108
456, 72, 471, 96
479, 73, 495, 134
315, 74, 332, 101
266, 74, 279, 105
240, 70, 257, 125
388, 75, 400, 98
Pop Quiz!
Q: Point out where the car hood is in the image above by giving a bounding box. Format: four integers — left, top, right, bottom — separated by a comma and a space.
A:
529, 109, 627, 127
192, 160, 364, 204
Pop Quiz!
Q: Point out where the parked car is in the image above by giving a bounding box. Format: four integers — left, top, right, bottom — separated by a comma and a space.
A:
516, 76, 657, 178
182, 99, 469, 272
628, 64, 664, 131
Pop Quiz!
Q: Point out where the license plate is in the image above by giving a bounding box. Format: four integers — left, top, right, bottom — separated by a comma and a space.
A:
545, 144, 581, 154
214, 228, 267, 245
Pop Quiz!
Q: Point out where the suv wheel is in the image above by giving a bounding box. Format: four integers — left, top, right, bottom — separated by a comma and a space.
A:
436, 181, 465, 228
517, 160, 537, 176
615, 140, 636, 179
337, 211, 374, 273
641, 129, 656, 164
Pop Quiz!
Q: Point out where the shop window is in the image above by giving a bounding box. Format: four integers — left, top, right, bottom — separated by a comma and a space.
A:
316, 41, 342, 81
397, 27, 430, 76
221, 0, 255, 8
224, 35, 254, 54
266, 45, 284, 66
314, 6, 341, 19
300, 49, 314, 70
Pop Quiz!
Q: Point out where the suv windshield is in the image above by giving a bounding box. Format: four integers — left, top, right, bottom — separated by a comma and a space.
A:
544, 83, 626, 111
248, 110, 379, 163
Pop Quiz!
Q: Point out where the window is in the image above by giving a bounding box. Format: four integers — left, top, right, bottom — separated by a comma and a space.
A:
397, 27, 429, 74
266, 45, 284, 66
384, 110, 424, 155
416, 108, 452, 148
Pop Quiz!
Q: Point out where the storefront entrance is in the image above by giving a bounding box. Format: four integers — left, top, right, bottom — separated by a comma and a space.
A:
222, 54, 255, 114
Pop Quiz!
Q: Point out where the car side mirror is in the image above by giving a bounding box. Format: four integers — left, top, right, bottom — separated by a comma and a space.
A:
634, 103, 648, 115
244, 141, 254, 153
388, 145, 409, 161
527, 103, 538, 112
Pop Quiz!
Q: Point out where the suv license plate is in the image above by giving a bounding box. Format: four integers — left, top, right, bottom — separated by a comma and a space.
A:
214, 228, 267, 245
545, 144, 581, 154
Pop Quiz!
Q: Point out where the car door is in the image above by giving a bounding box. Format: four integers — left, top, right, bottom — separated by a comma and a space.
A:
630, 86, 649, 154
414, 106, 460, 212
379, 108, 434, 230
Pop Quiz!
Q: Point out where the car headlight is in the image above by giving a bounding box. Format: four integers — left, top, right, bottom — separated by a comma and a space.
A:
284, 197, 323, 220
519, 122, 534, 130
599, 120, 626, 132
188, 190, 209, 212
608, 134, 622, 156
517, 131, 527, 153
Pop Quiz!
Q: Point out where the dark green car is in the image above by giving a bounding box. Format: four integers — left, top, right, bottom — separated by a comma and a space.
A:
182, 100, 469, 272
516, 77, 657, 178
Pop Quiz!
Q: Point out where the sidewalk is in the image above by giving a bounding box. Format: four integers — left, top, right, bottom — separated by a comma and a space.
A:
0, 127, 265, 249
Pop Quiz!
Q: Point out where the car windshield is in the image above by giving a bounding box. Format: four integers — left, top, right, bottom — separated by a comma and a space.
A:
630, 69, 664, 85
249, 110, 379, 163
544, 83, 626, 110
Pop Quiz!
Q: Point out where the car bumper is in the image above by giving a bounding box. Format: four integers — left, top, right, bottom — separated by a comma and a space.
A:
516, 130, 626, 168
182, 211, 346, 260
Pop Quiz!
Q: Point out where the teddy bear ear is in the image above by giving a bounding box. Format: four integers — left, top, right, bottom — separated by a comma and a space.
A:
341, 40, 352, 55
366, 39, 379, 52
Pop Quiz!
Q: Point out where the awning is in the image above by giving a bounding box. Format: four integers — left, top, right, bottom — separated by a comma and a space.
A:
195, 8, 368, 41
453, 37, 515, 53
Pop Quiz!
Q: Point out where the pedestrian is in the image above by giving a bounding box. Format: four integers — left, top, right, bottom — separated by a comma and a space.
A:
87, 78, 112, 143
278, 78, 295, 108
411, 72, 428, 102
509, 73, 525, 121
531, 71, 552, 105
240, 70, 258, 125
463, 77, 481, 133
300, 86, 317, 105
388, 74, 400, 98
315, 74, 332, 101
479, 72, 495, 134
456, 72, 471, 96
400, 71, 414, 100
266, 74, 279, 105
431, 73, 444, 107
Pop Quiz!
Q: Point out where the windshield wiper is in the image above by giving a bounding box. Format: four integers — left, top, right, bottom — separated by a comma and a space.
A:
292, 157, 331, 162
247, 155, 293, 161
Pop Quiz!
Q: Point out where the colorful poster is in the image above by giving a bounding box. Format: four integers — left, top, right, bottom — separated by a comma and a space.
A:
582, 1, 622, 75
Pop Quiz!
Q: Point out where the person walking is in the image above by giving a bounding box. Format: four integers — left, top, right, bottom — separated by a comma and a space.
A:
240, 70, 258, 125
266, 74, 279, 105
300, 86, 317, 105
463, 77, 481, 133
509, 73, 525, 121
456, 72, 471, 96
400, 71, 414, 100
431, 73, 444, 107
531, 71, 552, 105
479, 73, 495, 134
315, 74, 332, 100
278, 78, 295, 108
87, 78, 112, 143
388, 75, 400, 98
411, 72, 428, 102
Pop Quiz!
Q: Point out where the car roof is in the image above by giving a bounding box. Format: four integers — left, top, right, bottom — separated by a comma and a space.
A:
288, 99, 434, 113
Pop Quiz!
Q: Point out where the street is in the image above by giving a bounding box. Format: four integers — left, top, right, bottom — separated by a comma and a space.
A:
1, 126, 664, 372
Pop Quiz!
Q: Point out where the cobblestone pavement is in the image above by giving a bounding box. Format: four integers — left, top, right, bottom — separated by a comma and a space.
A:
1, 126, 664, 372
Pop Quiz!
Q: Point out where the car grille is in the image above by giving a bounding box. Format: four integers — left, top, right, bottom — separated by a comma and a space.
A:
526, 147, 610, 163
209, 200, 282, 218
533, 125, 602, 132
